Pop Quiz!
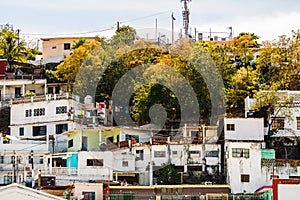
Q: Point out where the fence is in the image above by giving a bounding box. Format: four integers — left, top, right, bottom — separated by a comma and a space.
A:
104, 193, 266, 200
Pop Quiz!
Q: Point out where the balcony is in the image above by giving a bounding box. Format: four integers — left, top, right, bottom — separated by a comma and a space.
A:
11, 93, 77, 104
151, 136, 203, 145
41, 167, 78, 176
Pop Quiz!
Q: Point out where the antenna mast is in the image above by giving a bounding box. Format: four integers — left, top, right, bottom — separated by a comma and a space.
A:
181, 0, 191, 38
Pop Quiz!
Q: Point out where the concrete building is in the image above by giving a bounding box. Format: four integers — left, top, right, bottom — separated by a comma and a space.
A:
39, 125, 222, 186
225, 118, 266, 193
245, 90, 300, 137
9, 93, 81, 153
41, 37, 97, 59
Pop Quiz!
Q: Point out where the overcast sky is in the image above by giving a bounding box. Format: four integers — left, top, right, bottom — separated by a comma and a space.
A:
1, 0, 300, 43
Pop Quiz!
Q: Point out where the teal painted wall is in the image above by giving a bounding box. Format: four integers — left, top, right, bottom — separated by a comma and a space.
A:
66, 153, 78, 168
261, 149, 275, 159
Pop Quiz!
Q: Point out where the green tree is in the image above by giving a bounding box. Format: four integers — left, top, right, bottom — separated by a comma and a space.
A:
154, 164, 180, 184
0, 24, 26, 71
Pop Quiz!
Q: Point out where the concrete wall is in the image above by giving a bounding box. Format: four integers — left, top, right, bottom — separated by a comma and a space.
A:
67, 129, 100, 152
41, 37, 96, 59
77, 151, 113, 181
74, 183, 103, 200
225, 118, 264, 141
278, 184, 300, 200
226, 142, 266, 193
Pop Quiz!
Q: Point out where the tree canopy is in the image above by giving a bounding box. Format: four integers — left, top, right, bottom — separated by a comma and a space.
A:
54, 26, 300, 126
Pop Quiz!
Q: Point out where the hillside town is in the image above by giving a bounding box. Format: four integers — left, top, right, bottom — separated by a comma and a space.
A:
1, 1, 300, 200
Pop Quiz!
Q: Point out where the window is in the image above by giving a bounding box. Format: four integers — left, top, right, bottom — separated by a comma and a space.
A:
191, 131, 199, 137
4, 175, 12, 184
227, 124, 235, 131
297, 117, 300, 130
55, 86, 60, 94
272, 118, 284, 130
19, 127, 24, 136
82, 192, 95, 200
172, 151, 178, 155
206, 151, 219, 157
48, 87, 54, 94
122, 161, 129, 167
56, 124, 68, 134
68, 139, 73, 148
25, 109, 32, 117
0, 156, 4, 164
33, 108, 45, 116
52, 46, 56, 49
136, 150, 144, 160
241, 174, 250, 182
154, 151, 166, 158
87, 159, 103, 166
39, 156, 44, 164
232, 148, 250, 158
56, 106, 67, 114
33, 126, 47, 136
15, 88, 21, 98
64, 43, 71, 50
190, 151, 201, 155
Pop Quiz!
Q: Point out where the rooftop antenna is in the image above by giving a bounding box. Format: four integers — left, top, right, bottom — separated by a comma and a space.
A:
181, 0, 191, 38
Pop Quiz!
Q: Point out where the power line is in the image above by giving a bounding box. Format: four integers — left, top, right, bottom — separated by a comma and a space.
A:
120, 11, 171, 24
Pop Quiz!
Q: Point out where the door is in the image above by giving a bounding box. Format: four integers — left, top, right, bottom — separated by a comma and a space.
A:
15, 87, 21, 98
82, 136, 88, 151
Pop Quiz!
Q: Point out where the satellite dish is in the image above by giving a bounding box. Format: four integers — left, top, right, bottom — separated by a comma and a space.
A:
99, 143, 107, 151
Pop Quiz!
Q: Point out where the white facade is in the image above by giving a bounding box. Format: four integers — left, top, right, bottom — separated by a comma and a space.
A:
0, 151, 46, 185
226, 142, 266, 193
73, 183, 103, 200
225, 118, 266, 193
224, 118, 264, 141
9, 93, 81, 153
245, 91, 300, 137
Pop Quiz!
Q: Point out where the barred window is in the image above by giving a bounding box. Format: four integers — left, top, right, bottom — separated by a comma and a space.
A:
272, 117, 284, 130
56, 106, 67, 114
25, 109, 32, 117
227, 124, 235, 131
297, 117, 300, 130
33, 108, 45, 116
232, 148, 249, 158
241, 174, 250, 182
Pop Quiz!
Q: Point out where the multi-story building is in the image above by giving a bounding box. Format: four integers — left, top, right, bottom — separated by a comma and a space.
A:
225, 118, 266, 193
9, 93, 82, 153
37, 125, 222, 186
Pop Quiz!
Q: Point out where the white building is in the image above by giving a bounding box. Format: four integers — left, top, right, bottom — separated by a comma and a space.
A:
9, 93, 81, 153
245, 90, 300, 137
225, 118, 266, 193
39, 125, 221, 186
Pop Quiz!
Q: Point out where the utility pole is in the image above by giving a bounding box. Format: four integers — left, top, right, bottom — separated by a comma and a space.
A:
181, 0, 191, 38
155, 18, 158, 40
12, 150, 16, 183
116, 21, 120, 32
31, 150, 34, 187
16, 29, 20, 46
171, 13, 176, 45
